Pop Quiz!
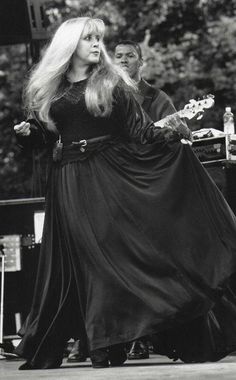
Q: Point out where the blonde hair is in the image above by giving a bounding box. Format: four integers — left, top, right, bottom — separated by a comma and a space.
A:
24, 17, 136, 131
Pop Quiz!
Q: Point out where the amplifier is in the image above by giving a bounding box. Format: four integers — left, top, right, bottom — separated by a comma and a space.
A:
0, 235, 22, 272
192, 136, 226, 163
0, 0, 50, 45
0, 197, 45, 337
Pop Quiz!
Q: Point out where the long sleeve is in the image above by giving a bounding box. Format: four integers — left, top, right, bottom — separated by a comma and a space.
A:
137, 80, 176, 122
153, 89, 177, 120
16, 118, 57, 150
113, 86, 184, 145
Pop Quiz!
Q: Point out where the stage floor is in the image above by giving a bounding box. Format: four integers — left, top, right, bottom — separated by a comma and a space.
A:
1, 354, 236, 380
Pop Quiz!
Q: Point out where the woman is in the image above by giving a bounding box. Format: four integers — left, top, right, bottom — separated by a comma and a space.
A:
14, 17, 236, 369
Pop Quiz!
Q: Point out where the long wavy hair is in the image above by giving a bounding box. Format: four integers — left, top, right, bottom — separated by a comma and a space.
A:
24, 17, 136, 131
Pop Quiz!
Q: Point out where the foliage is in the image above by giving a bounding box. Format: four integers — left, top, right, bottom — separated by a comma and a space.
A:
0, 45, 33, 198
0, 0, 236, 198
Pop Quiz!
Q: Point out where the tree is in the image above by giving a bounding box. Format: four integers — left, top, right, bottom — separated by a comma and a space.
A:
0, 0, 236, 198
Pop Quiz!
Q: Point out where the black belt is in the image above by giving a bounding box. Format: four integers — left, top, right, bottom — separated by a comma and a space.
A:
52, 134, 115, 164
67, 134, 112, 152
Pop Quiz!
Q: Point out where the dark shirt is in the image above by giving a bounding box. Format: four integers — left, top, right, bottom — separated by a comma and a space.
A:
134, 79, 176, 122
18, 79, 163, 149
49, 78, 165, 146
50, 78, 120, 145
17, 78, 188, 149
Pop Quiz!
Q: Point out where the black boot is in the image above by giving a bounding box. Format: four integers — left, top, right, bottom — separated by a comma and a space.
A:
127, 340, 149, 360
108, 344, 127, 366
90, 348, 109, 368
67, 339, 88, 362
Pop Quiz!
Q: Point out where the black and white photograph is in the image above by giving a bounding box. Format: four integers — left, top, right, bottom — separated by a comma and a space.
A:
1, 1, 236, 379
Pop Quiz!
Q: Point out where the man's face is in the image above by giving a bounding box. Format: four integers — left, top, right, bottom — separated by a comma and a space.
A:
114, 44, 142, 80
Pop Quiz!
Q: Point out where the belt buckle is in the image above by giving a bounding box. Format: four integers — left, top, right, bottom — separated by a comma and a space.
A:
79, 139, 87, 153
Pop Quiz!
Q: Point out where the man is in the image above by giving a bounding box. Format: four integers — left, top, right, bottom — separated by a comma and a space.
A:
114, 40, 190, 360
114, 40, 177, 123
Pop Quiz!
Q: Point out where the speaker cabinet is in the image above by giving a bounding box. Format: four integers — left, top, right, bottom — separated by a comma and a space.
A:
204, 161, 236, 215
0, 0, 49, 45
225, 165, 236, 215
0, 197, 45, 336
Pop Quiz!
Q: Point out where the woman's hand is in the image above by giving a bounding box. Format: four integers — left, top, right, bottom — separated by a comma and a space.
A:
163, 114, 193, 144
14, 121, 31, 136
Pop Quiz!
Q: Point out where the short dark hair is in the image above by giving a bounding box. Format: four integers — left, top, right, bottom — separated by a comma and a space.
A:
114, 40, 143, 60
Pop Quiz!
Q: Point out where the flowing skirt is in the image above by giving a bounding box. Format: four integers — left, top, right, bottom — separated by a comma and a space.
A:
15, 139, 236, 366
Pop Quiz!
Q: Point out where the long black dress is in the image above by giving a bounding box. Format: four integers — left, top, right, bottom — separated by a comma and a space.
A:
15, 78, 236, 367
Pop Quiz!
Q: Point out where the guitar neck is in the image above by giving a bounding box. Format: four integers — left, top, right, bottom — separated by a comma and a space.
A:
154, 96, 214, 127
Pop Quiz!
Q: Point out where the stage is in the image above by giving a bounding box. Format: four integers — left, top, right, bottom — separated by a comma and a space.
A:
1, 353, 236, 380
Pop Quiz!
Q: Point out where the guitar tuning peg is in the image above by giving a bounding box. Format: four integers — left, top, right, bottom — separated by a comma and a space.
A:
197, 114, 203, 120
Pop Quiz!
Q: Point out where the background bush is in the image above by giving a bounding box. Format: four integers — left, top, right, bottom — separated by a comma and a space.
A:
0, 0, 236, 198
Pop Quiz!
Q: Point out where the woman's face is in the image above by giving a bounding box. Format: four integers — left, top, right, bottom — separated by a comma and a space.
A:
74, 30, 102, 65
